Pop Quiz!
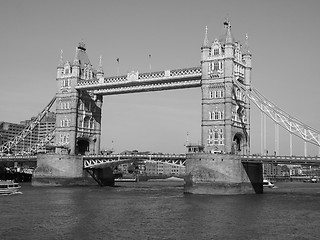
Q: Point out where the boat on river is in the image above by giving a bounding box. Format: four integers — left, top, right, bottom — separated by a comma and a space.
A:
263, 179, 275, 188
0, 180, 22, 195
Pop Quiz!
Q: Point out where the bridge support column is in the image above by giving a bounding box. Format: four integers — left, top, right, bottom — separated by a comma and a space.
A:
184, 153, 263, 195
32, 154, 96, 186
87, 167, 115, 187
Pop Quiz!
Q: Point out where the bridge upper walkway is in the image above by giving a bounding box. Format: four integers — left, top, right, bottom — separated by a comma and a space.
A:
75, 67, 202, 95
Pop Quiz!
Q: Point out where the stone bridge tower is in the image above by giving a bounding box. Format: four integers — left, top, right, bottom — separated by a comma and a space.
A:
55, 42, 103, 155
184, 20, 261, 195
200, 20, 252, 155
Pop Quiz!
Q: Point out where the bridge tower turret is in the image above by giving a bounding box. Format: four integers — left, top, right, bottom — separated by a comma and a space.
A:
96, 56, 104, 80
200, 19, 251, 155
72, 48, 80, 77
54, 41, 103, 155
57, 50, 64, 78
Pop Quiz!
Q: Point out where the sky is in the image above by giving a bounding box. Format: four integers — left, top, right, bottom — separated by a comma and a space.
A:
0, 0, 320, 155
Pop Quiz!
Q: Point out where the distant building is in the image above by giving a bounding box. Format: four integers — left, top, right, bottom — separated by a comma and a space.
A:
115, 150, 186, 176
117, 161, 185, 176
0, 122, 32, 152
145, 161, 185, 176
37, 112, 56, 142
263, 163, 283, 178
287, 165, 303, 176
0, 112, 56, 154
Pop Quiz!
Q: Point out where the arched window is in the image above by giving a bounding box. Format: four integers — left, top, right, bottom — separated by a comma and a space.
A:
213, 61, 219, 71
84, 118, 89, 128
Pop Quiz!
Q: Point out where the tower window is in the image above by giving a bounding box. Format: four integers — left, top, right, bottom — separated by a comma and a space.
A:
213, 48, 219, 56
62, 79, 70, 87
213, 62, 219, 71
208, 128, 224, 146
215, 90, 224, 98
209, 111, 224, 120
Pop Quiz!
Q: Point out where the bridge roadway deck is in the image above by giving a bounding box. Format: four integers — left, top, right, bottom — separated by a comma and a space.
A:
83, 154, 187, 168
83, 154, 320, 168
241, 155, 320, 165
0, 155, 37, 162
1, 154, 319, 166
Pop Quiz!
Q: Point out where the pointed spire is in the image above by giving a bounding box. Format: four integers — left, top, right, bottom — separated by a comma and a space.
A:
73, 47, 80, 66
224, 18, 234, 44
203, 26, 210, 48
243, 33, 251, 55
58, 49, 64, 68
98, 55, 104, 73
78, 40, 86, 51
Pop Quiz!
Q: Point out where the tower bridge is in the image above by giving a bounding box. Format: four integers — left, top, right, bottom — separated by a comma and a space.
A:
1, 19, 320, 194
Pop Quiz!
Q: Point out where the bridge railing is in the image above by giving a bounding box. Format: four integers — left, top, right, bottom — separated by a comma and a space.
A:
241, 155, 320, 165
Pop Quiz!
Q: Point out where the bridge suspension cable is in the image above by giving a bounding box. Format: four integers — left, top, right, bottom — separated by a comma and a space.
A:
0, 96, 56, 154
19, 127, 56, 155
233, 78, 320, 149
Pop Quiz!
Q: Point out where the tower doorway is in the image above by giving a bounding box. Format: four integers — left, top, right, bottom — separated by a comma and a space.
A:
233, 133, 243, 154
77, 139, 89, 155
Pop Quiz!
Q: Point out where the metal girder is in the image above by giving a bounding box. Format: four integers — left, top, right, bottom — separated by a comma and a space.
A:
22, 128, 56, 154
0, 96, 57, 154
234, 79, 320, 147
83, 154, 186, 169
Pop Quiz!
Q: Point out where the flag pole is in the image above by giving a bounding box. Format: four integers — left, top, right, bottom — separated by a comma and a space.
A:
149, 54, 152, 72
116, 58, 120, 75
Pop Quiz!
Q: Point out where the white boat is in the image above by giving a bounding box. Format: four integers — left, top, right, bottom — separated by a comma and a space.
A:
263, 179, 275, 188
0, 180, 22, 195
115, 178, 137, 182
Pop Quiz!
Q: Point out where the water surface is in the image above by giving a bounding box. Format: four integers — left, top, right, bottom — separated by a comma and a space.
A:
0, 181, 319, 240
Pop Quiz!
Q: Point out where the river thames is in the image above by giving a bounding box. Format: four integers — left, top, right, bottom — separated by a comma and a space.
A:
0, 181, 320, 240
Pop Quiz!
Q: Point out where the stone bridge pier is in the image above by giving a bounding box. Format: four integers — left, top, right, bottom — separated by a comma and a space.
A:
184, 153, 263, 194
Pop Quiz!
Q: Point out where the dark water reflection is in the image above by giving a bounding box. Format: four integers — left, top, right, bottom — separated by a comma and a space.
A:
0, 182, 320, 240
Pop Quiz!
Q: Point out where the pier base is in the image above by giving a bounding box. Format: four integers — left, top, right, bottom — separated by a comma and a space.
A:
86, 167, 115, 187
184, 153, 263, 195
32, 153, 96, 186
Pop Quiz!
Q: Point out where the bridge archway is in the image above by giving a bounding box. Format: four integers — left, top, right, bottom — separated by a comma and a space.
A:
77, 139, 89, 155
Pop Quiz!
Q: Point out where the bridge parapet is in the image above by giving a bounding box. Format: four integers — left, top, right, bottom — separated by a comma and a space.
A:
241, 155, 320, 165
0, 155, 37, 162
